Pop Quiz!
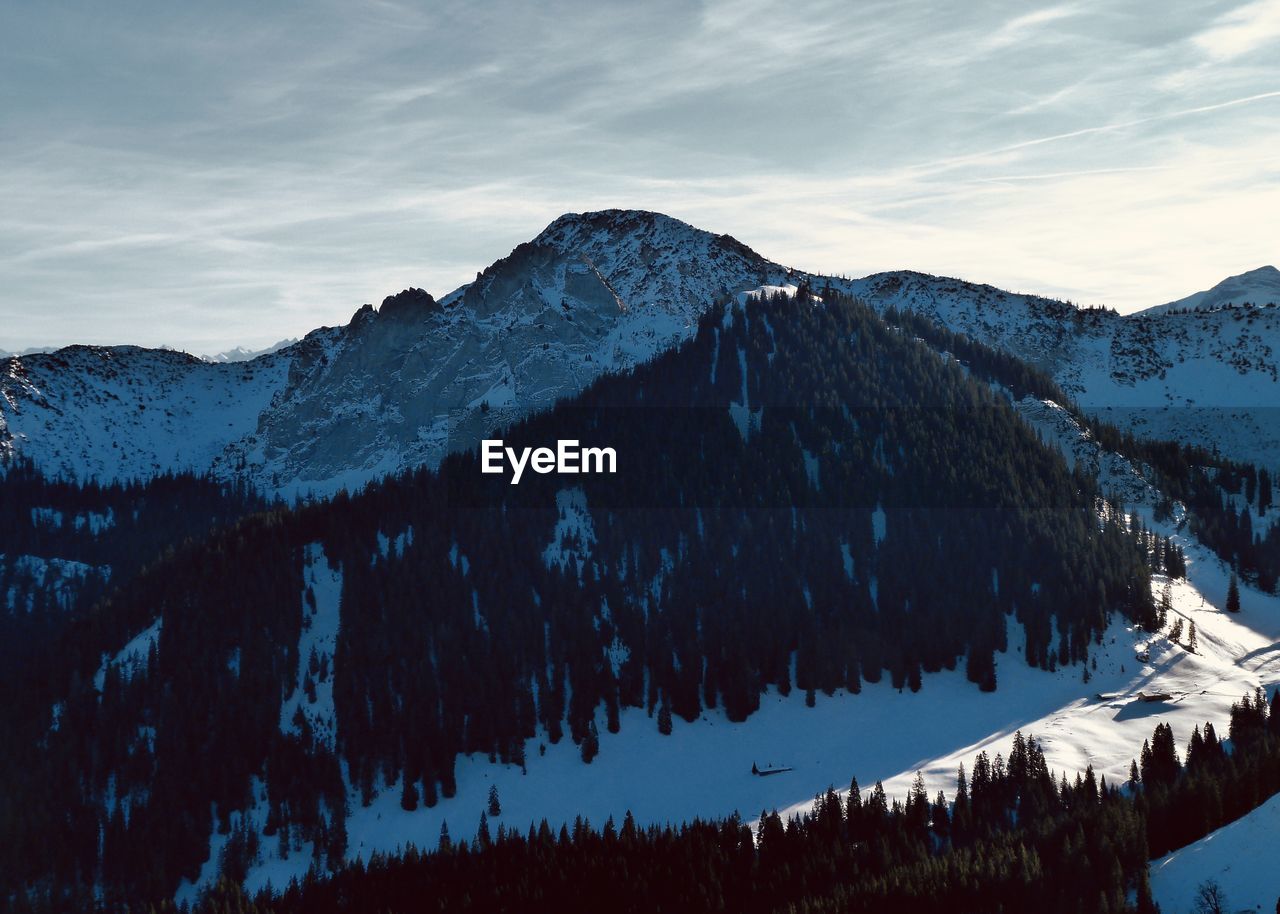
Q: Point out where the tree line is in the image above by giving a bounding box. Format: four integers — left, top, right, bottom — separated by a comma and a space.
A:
104, 688, 1280, 914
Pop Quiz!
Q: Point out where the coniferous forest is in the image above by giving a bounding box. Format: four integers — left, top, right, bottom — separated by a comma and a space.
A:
2, 289, 1273, 912
889, 305, 1280, 592
0, 461, 266, 664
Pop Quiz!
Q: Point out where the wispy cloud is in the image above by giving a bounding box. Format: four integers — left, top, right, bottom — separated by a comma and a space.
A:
1194, 0, 1280, 60
1, 0, 1278, 351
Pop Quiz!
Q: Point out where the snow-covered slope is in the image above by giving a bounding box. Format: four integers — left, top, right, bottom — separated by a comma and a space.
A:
0, 346, 297, 482
846, 270, 1280, 466
3, 211, 1278, 494
1150, 793, 1280, 913
1141, 265, 1280, 315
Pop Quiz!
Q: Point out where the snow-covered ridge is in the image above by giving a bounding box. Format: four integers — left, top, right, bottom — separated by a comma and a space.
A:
842, 269, 1280, 466
1, 344, 298, 483
3, 211, 1279, 493
2, 553, 108, 613
1140, 265, 1280, 316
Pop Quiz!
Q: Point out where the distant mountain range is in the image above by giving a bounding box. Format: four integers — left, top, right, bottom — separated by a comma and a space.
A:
0, 341, 298, 363
0, 346, 56, 359
2, 210, 1277, 495
201, 339, 299, 363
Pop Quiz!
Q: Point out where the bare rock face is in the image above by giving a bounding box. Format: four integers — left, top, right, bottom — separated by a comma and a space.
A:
207, 210, 779, 493
378, 287, 441, 321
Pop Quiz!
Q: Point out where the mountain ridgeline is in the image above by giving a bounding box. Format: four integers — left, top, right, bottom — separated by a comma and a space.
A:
7, 287, 1167, 907
5, 210, 1280, 496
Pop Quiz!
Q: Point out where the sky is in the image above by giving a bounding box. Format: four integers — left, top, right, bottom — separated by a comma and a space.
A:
2, 0, 1279, 354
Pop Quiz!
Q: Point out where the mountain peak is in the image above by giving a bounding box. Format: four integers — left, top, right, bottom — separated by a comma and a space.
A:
379, 287, 440, 320
534, 209, 766, 264
1142, 265, 1280, 314
537, 208, 692, 244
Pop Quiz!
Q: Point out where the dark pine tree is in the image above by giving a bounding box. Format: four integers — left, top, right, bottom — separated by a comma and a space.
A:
657, 703, 672, 736
400, 777, 419, 812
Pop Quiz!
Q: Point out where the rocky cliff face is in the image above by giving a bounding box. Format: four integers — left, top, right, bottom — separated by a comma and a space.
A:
209, 210, 784, 493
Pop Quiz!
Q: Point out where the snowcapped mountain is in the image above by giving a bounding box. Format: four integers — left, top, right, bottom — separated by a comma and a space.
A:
1139, 265, 1280, 315
843, 270, 1280, 466
3, 210, 1278, 495
3, 211, 784, 493
201, 339, 299, 363
0, 345, 301, 483
208, 210, 785, 493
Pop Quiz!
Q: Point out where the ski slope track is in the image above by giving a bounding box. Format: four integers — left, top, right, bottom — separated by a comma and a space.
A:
4, 210, 1278, 495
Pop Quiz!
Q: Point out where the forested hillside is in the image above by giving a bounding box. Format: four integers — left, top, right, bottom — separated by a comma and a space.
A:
6, 288, 1163, 909
889, 306, 1280, 592
0, 464, 268, 713
0, 461, 266, 621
